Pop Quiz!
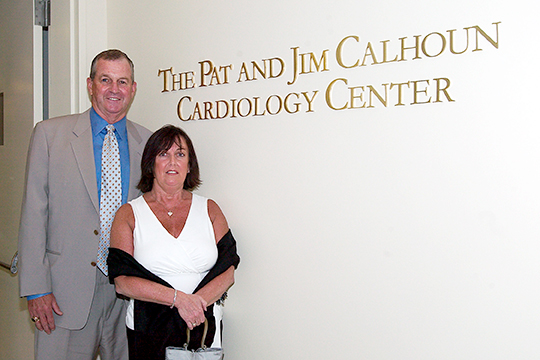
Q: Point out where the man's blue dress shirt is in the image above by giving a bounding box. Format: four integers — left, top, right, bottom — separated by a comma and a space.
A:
90, 107, 131, 205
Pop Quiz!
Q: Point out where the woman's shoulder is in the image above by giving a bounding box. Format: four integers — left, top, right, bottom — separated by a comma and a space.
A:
205, 198, 229, 241
192, 193, 220, 213
127, 194, 148, 209
115, 201, 135, 220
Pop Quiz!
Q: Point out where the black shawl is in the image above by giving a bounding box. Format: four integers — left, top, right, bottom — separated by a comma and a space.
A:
107, 229, 240, 348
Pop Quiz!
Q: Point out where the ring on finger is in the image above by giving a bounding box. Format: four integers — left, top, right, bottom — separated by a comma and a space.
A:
31, 316, 40, 323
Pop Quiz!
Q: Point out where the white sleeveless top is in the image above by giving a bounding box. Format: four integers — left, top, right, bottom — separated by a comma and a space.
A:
125, 193, 218, 330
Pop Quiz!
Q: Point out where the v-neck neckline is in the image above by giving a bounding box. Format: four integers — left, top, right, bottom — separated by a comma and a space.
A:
141, 195, 193, 239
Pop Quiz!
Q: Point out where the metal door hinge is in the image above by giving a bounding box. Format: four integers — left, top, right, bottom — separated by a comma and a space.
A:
35, 0, 51, 27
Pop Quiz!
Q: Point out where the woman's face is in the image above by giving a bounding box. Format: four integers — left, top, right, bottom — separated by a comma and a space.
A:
153, 137, 190, 191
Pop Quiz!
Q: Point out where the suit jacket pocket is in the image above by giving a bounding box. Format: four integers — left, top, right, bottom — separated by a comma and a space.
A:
45, 248, 61, 267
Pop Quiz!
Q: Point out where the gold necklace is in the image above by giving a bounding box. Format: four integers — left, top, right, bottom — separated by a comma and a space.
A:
155, 199, 174, 217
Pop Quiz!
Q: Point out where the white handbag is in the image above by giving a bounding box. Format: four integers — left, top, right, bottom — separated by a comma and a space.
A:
165, 320, 223, 360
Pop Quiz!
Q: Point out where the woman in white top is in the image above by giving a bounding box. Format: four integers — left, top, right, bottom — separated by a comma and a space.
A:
109, 125, 238, 360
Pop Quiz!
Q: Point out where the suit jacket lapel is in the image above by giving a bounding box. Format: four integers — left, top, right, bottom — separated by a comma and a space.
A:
71, 110, 100, 214
126, 120, 146, 201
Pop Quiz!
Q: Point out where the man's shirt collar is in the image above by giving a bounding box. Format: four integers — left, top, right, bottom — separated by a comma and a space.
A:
90, 107, 127, 140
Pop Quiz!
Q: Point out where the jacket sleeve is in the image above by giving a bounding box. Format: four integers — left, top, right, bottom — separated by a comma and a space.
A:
18, 122, 52, 297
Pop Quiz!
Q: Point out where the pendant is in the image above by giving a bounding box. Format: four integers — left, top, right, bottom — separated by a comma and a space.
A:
167, 211, 173, 217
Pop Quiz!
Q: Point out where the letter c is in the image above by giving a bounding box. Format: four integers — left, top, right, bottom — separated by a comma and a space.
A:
177, 96, 193, 121
336, 35, 360, 69
326, 78, 348, 111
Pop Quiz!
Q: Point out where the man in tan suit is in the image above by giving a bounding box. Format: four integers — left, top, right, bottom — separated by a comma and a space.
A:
18, 49, 152, 360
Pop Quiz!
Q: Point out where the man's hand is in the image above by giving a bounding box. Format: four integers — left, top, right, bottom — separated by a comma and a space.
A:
28, 293, 63, 334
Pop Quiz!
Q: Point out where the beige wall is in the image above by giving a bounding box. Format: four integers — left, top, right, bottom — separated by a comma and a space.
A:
48, 0, 107, 118
106, 1, 540, 359
0, 0, 37, 358
0, 0, 107, 358
2, 0, 540, 359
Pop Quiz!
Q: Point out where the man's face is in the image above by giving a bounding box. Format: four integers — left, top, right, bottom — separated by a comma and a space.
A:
87, 58, 137, 124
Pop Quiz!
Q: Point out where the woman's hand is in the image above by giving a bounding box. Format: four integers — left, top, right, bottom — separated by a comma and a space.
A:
175, 292, 208, 330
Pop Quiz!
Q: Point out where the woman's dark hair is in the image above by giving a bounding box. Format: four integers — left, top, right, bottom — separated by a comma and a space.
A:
137, 125, 201, 193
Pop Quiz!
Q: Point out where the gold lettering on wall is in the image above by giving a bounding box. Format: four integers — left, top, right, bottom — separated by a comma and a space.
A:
177, 91, 318, 121
157, 21, 500, 120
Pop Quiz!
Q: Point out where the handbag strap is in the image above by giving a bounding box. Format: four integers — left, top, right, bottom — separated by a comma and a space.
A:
183, 318, 209, 350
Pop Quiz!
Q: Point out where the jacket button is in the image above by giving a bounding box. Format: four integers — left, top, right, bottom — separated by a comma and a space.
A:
94, 230, 99, 235
91, 261, 97, 267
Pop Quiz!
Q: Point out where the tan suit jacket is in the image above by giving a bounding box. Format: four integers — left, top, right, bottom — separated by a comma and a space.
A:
18, 109, 152, 330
